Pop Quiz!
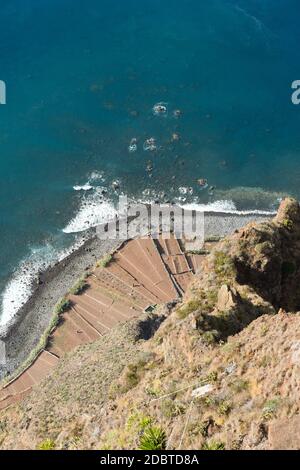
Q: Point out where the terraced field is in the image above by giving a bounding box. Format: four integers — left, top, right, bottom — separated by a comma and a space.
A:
0, 235, 206, 411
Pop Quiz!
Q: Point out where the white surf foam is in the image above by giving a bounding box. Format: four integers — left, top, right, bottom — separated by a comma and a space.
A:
0, 266, 37, 330
0, 238, 87, 332
135, 191, 276, 215
73, 183, 93, 191
73, 169, 107, 192
63, 190, 117, 233
178, 186, 194, 195
177, 199, 276, 215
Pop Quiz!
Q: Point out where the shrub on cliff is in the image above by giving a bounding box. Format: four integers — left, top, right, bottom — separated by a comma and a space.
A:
139, 426, 167, 450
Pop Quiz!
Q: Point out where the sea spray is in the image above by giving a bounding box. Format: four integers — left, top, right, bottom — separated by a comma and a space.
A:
0, 236, 87, 332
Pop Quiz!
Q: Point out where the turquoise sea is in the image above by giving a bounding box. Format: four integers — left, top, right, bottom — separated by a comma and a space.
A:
1, 0, 300, 327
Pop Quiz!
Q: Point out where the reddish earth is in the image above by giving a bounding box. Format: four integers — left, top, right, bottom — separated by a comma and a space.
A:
0, 235, 202, 411
0, 351, 59, 410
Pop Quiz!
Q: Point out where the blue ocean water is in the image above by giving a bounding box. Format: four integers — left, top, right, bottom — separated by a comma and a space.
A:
1, 0, 300, 326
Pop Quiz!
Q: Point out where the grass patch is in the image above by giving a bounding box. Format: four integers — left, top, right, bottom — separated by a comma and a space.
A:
281, 218, 293, 230
202, 440, 225, 450
218, 400, 232, 416
187, 249, 210, 255
54, 297, 70, 315
214, 251, 236, 282
229, 378, 249, 393
207, 289, 218, 305
97, 254, 112, 268
221, 340, 241, 357
37, 439, 56, 450
205, 236, 222, 243
161, 399, 186, 418
260, 324, 269, 337
199, 418, 215, 438
259, 355, 272, 368
190, 418, 215, 438
201, 330, 220, 345
145, 380, 162, 398
126, 412, 153, 432
177, 289, 218, 320
123, 359, 148, 391
177, 299, 203, 319
0, 419, 7, 433
139, 426, 167, 451
69, 277, 88, 295
262, 398, 281, 421
124, 365, 140, 389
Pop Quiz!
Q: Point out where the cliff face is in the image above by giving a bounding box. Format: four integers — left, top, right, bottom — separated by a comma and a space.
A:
229, 197, 300, 311
185, 197, 300, 345
1, 198, 300, 450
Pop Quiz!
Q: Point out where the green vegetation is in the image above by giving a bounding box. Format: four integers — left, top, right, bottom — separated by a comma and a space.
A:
177, 299, 203, 319
195, 418, 215, 438
97, 254, 112, 268
161, 399, 186, 418
124, 365, 140, 389
37, 439, 56, 450
139, 426, 167, 451
214, 251, 236, 282
187, 249, 210, 255
69, 277, 87, 295
0, 419, 7, 433
100, 411, 156, 450
199, 393, 232, 418
205, 236, 222, 243
259, 355, 272, 368
123, 359, 148, 391
229, 378, 249, 393
204, 371, 218, 383
218, 400, 232, 416
145, 381, 162, 398
281, 218, 293, 230
202, 440, 225, 450
221, 340, 241, 356
2, 296, 71, 387
202, 330, 220, 345
54, 297, 70, 315
126, 412, 153, 432
177, 288, 218, 320
262, 398, 281, 421
207, 289, 218, 305
260, 324, 269, 337
123, 413, 168, 451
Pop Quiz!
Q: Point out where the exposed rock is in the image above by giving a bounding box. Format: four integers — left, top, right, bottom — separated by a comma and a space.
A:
191, 384, 214, 398
210, 198, 300, 311
217, 285, 239, 311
